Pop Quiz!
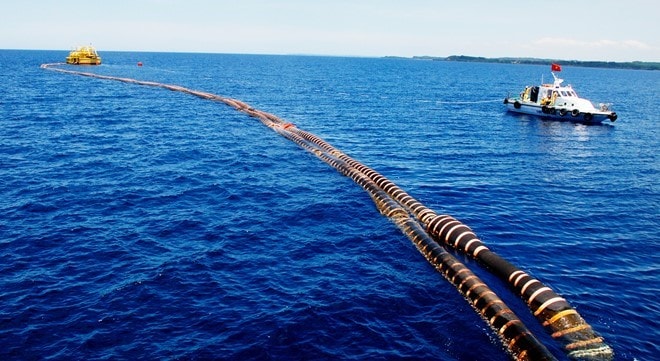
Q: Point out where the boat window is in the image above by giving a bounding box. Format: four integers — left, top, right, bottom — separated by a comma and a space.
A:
560, 91, 568, 96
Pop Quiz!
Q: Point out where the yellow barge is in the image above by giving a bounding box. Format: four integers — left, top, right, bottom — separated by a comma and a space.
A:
66, 46, 101, 65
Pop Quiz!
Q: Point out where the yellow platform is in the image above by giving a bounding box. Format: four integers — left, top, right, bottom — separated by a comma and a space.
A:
66, 46, 101, 65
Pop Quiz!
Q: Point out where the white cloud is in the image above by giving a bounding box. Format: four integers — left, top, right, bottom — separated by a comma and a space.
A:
534, 37, 652, 50
620, 40, 653, 50
519, 37, 659, 61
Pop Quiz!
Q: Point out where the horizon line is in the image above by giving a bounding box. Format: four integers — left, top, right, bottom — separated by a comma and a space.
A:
3, 47, 658, 64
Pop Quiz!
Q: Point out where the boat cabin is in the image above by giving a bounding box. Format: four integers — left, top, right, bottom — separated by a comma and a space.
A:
520, 76, 579, 106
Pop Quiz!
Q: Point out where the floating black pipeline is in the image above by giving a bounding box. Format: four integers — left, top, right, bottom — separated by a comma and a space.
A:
425, 214, 613, 360
314, 149, 613, 360
273, 127, 555, 360
273, 122, 612, 360
42, 63, 612, 360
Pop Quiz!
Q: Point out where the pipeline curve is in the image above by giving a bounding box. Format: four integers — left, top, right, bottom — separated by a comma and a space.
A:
273, 126, 555, 360
42, 63, 612, 360
276, 127, 613, 360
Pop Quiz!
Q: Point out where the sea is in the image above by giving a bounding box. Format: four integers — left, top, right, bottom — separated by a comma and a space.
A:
1, 50, 658, 360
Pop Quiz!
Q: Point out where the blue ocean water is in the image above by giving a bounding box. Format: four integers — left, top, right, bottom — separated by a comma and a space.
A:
1, 50, 658, 360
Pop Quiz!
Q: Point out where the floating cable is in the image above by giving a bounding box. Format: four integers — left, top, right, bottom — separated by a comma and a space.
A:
42, 63, 613, 360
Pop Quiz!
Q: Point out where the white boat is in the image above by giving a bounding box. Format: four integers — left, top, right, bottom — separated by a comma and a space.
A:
503, 66, 617, 123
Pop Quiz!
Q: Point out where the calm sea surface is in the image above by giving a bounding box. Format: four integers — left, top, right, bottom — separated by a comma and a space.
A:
1, 50, 658, 360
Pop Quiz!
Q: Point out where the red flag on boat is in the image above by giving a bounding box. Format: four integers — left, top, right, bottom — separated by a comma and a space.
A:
551, 63, 562, 72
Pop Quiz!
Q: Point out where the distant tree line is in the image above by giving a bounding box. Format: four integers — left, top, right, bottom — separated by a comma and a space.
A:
401, 55, 660, 71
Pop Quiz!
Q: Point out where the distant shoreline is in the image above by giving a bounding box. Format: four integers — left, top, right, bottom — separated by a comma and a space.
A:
4, 48, 657, 70
386, 55, 660, 71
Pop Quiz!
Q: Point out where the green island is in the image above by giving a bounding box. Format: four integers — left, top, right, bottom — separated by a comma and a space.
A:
386, 55, 660, 71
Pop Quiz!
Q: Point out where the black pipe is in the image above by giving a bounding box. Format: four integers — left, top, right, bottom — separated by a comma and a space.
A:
279, 124, 612, 360
42, 63, 610, 360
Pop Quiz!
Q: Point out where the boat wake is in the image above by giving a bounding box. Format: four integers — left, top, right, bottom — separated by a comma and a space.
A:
435, 99, 503, 105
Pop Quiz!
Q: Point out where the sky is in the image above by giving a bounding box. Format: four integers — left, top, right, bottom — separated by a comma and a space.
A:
1, 0, 658, 62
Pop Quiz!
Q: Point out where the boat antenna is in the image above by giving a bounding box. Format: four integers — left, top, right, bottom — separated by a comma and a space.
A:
551, 72, 563, 87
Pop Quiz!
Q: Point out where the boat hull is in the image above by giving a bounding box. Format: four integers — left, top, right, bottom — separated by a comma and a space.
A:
66, 57, 101, 65
503, 98, 617, 124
